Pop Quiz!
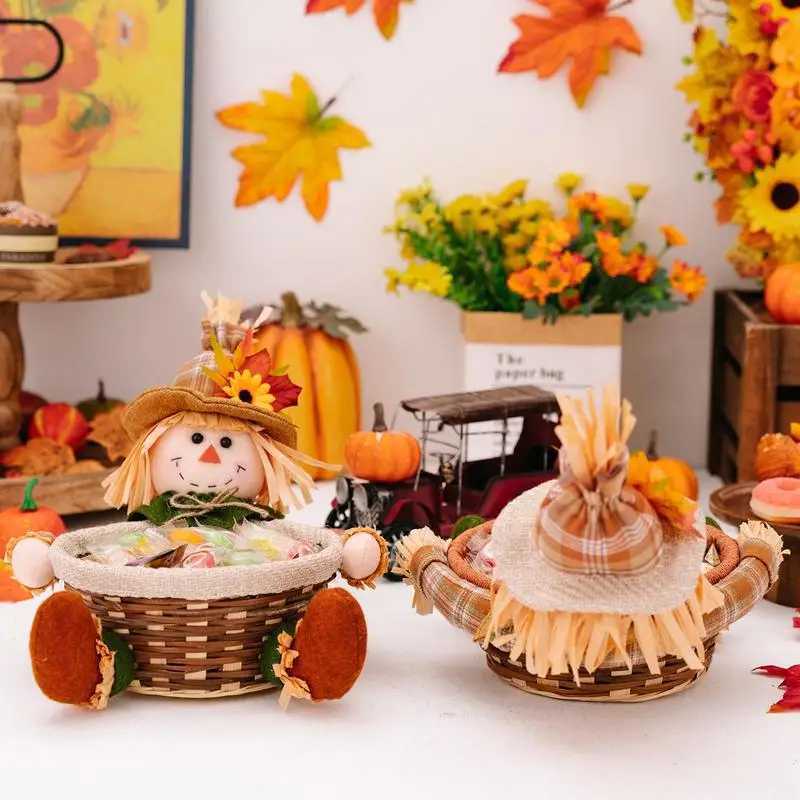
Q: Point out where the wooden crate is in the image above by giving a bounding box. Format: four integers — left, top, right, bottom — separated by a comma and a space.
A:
708, 289, 800, 483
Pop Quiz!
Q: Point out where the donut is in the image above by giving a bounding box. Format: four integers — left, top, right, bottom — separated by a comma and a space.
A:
750, 477, 800, 522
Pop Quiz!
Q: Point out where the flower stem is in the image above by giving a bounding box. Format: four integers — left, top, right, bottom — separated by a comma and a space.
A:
607, 0, 634, 11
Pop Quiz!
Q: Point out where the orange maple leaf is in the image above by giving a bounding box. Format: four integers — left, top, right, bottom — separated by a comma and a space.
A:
306, 0, 413, 40
216, 74, 370, 221
498, 0, 643, 108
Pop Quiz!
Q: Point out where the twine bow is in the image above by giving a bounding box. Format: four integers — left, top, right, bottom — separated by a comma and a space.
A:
167, 489, 272, 525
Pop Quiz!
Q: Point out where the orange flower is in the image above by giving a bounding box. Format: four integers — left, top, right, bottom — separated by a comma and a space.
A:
670, 260, 708, 302
629, 251, 658, 284
732, 69, 776, 124
713, 168, 747, 224
659, 225, 688, 247
559, 251, 590, 284
508, 267, 547, 302
559, 287, 581, 310
596, 231, 630, 277
567, 191, 606, 219
528, 220, 573, 265
544, 265, 570, 295
739, 227, 773, 250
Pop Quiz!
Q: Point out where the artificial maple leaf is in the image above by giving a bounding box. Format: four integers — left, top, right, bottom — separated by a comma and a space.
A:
216, 74, 370, 221
673, 0, 693, 22
498, 0, 643, 108
306, 0, 413, 40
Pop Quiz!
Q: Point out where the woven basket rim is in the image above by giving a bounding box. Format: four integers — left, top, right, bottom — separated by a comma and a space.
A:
49, 519, 343, 600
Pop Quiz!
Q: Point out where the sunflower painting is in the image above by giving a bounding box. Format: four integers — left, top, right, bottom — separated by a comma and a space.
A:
675, 2, 800, 280
0, 1, 194, 247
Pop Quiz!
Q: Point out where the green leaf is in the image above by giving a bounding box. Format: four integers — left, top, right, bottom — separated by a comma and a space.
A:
523, 301, 545, 319
128, 492, 283, 531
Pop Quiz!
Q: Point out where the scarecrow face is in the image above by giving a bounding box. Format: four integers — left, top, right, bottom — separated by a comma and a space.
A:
150, 424, 265, 499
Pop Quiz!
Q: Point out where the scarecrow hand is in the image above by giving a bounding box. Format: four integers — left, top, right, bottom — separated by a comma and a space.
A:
5, 532, 56, 594
340, 527, 388, 589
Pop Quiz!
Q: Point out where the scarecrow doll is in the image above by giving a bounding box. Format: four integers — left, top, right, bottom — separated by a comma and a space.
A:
8, 293, 387, 710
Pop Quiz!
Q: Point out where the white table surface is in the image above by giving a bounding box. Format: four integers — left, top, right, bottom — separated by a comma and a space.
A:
2, 473, 799, 799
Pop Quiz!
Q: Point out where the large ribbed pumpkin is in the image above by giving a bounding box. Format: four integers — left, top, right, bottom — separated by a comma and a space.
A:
252, 292, 363, 480
345, 402, 421, 483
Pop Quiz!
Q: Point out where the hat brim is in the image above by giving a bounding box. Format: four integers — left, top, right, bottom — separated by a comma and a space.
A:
490, 481, 707, 616
123, 386, 298, 449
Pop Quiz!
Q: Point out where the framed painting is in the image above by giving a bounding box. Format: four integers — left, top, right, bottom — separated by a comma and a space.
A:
0, 0, 194, 248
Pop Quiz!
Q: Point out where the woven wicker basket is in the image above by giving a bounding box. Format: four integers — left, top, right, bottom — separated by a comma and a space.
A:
400, 520, 782, 703
48, 520, 344, 699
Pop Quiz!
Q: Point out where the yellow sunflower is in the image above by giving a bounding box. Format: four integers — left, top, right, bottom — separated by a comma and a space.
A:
222, 370, 276, 411
738, 152, 800, 241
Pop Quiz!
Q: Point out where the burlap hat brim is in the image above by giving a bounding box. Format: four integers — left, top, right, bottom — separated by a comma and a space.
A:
491, 481, 707, 616
123, 386, 298, 449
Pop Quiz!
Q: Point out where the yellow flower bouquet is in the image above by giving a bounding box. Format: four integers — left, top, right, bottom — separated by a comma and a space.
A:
385, 175, 707, 323
675, 1, 800, 280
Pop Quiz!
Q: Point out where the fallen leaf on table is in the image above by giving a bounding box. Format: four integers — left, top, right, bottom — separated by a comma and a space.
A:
754, 664, 800, 712
216, 74, 371, 221
306, 0, 413, 40
498, 0, 643, 108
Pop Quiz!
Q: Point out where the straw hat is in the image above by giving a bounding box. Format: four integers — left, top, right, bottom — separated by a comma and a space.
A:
123, 293, 299, 448
483, 386, 722, 678
491, 386, 706, 615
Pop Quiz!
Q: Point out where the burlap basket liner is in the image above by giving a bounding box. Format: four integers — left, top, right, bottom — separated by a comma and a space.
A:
50, 520, 343, 600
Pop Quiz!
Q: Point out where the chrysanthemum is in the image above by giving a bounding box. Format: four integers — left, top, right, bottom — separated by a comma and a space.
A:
738, 151, 800, 240
755, 0, 800, 27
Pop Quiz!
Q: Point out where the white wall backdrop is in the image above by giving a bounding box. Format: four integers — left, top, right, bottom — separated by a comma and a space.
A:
21, 0, 749, 466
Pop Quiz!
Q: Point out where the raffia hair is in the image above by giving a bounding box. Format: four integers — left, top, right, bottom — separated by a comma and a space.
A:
102, 411, 318, 513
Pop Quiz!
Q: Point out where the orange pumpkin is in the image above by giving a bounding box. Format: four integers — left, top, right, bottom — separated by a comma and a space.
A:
345, 403, 421, 483
28, 403, 90, 451
642, 431, 698, 501
0, 477, 66, 559
765, 263, 800, 324
253, 292, 363, 480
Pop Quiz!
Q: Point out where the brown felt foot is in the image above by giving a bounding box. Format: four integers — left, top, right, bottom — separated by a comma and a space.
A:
291, 588, 367, 701
30, 592, 114, 709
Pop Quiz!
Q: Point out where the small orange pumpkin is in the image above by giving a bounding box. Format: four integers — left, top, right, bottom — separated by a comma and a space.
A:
642, 431, 698, 501
765, 263, 800, 324
0, 477, 66, 559
344, 403, 421, 483
28, 403, 90, 451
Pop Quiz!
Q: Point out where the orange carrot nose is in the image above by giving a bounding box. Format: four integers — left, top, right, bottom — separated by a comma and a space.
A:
199, 445, 221, 464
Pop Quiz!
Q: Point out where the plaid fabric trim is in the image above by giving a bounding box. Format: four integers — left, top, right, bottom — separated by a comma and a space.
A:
537, 481, 663, 576
200, 319, 245, 353
417, 550, 490, 636
174, 350, 221, 396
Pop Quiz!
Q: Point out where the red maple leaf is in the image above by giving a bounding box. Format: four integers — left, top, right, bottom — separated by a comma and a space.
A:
306, 0, 412, 40
498, 0, 643, 108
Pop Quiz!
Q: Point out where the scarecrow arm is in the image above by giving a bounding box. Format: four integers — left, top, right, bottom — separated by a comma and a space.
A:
5, 532, 57, 594
339, 527, 388, 589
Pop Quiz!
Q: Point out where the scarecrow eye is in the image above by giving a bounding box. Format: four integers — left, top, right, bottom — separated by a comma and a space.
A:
220, 436, 232, 449
191, 432, 204, 445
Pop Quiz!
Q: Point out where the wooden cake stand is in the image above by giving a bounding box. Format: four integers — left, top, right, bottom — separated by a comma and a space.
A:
709, 482, 800, 608
0, 251, 151, 514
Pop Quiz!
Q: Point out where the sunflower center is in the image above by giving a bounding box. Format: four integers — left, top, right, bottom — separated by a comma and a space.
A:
238, 389, 253, 403
771, 182, 800, 211
782, 0, 800, 9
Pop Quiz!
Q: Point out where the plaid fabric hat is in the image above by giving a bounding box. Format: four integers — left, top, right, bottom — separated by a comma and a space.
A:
489, 386, 707, 616
123, 294, 299, 448
536, 450, 663, 576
